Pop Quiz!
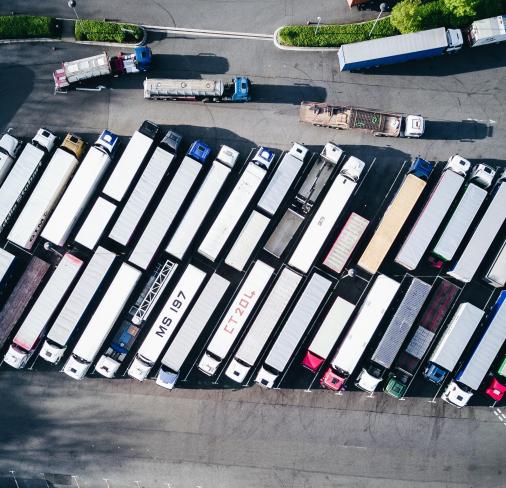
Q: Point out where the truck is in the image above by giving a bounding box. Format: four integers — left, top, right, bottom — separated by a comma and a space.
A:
143, 76, 251, 102
355, 278, 431, 393
63, 262, 141, 380
39, 248, 116, 364
468, 15, 506, 48
102, 120, 160, 202
288, 155, 365, 274
442, 291, 506, 408
320, 275, 399, 392
424, 303, 484, 384
127, 264, 206, 381
74, 197, 117, 251
255, 273, 332, 388
198, 147, 275, 262
337, 27, 463, 71
299, 102, 425, 138
53, 47, 152, 91
394, 156, 471, 271
198, 260, 274, 376
357, 157, 433, 275
432, 163, 496, 261
0, 129, 56, 233
0, 249, 15, 287
257, 143, 308, 216
109, 130, 182, 246
301, 296, 355, 373
384, 278, 460, 399
128, 140, 212, 270
156, 273, 230, 389
323, 212, 369, 274
165, 145, 238, 260
484, 240, 506, 288
41, 130, 119, 247
0, 132, 22, 185
225, 267, 303, 383
3, 253, 83, 369
8, 134, 86, 250
448, 175, 506, 283
95, 259, 178, 378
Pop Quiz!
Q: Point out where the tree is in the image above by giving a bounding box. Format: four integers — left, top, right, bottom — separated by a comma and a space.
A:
442, 0, 479, 18
390, 0, 425, 33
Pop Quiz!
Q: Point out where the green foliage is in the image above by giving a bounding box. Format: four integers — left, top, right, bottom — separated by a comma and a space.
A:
390, 0, 424, 33
75, 20, 143, 43
443, 0, 479, 18
0, 15, 56, 39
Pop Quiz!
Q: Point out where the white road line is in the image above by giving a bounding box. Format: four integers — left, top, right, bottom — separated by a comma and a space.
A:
143, 25, 273, 41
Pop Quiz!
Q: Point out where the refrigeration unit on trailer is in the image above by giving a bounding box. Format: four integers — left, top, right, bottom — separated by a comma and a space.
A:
355, 278, 431, 393
198, 147, 274, 262
3, 253, 83, 369
0, 132, 22, 184
127, 264, 206, 381
39, 248, 116, 364
128, 141, 211, 270
109, 131, 182, 246
156, 273, 230, 389
74, 197, 116, 250
63, 262, 141, 380
225, 267, 303, 383
484, 240, 506, 288
166, 145, 238, 260
442, 291, 506, 408
424, 303, 484, 384
255, 273, 332, 388
198, 260, 274, 376
320, 275, 399, 392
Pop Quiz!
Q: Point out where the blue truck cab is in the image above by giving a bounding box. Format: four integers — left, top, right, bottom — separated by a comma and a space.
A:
409, 157, 433, 180
95, 129, 120, 157
424, 363, 448, 384
134, 46, 152, 71
187, 140, 212, 164
232, 76, 251, 101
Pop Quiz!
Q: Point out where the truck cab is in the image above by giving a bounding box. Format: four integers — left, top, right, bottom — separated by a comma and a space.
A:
198, 351, 221, 376
160, 130, 183, 155
424, 362, 448, 384
384, 372, 409, 398
95, 129, 119, 157
63, 354, 90, 380
3, 343, 31, 369
251, 147, 275, 170
355, 364, 384, 392
32, 128, 57, 153
402, 115, 425, 138
441, 380, 473, 408
0, 133, 21, 161
320, 367, 346, 391
470, 163, 496, 189
61, 133, 86, 159
128, 353, 153, 381
225, 358, 251, 383
216, 145, 239, 169
340, 156, 365, 182
226, 76, 251, 102
133, 46, 152, 71
409, 157, 433, 180
321, 142, 344, 165
187, 140, 212, 164
445, 154, 471, 177
255, 365, 279, 389
446, 28, 464, 52
156, 365, 179, 390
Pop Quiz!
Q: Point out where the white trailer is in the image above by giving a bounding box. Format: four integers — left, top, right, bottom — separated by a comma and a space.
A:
198, 260, 274, 376
63, 262, 141, 379
39, 248, 116, 364
156, 273, 230, 389
469, 15, 506, 47
485, 240, 506, 288
225, 211, 270, 271
255, 273, 332, 388
166, 146, 238, 259
0, 249, 14, 285
225, 267, 303, 383
264, 209, 305, 258
3, 253, 83, 369
395, 159, 470, 270
288, 156, 365, 274
0, 133, 22, 185
74, 197, 116, 250
127, 265, 207, 381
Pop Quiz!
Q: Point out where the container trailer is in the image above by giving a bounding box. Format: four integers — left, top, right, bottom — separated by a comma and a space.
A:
74, 197, 116, 250
484, 240, 506, 288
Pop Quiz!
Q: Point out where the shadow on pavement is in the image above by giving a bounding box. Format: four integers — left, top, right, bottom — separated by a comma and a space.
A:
0, 64, 34, 130
424, 119, 491, 141
252, 83, 327, 105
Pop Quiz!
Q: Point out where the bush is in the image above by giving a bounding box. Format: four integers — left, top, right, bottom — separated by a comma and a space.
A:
75, 20, 143, 43
0, 15, 57, 39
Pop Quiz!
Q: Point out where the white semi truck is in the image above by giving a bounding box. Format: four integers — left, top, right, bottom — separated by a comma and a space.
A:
0, 132, 22, 184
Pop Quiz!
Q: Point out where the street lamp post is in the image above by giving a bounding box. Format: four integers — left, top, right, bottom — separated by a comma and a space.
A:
68, 0, 79, 19
315, 16, 322, 35
368, 3, 387, 38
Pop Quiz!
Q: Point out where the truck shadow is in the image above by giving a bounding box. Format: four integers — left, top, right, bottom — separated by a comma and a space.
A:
423, 120, 490, 141
0, 64, 34, 129
251, 83, 327, 105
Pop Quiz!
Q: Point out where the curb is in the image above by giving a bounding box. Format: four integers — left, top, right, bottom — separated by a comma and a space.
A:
0, 37, 61, 44
273, 26, 340, 52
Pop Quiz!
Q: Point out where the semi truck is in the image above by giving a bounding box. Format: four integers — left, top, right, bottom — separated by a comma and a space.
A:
109, 130, 182, 247
198, 147, 274, 262
0, 249, 15, 287
357, 157, 433, 275
143, 77, 251, 102
384, 279, 460, 398
255, 273, 332, 388
63, 262, 141, 380
156, 273, 230, 389
39, 248, 116, 364
166, 145, 238, 260
74, 197, 116, 250
127, 264, 207, 381
41, 130, 119, 246
198, 260, 274, 376
355, 278, 431, 393
299, 102, 425, 138
288, 155, 365, 274
484, 240, 506, 288
0, 132, 22, 184
225, 267, 303, 383
424, 303, 484, 384
53, 47, 152, 91
394, 156, 470, 270
320, 275, 399, 392
128, 140, 211, 270
468, 15, 506, 47
3, 253, 83, 369
442, 291, 506, 408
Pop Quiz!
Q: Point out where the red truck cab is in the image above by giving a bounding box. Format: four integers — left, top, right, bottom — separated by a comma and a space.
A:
320, 368, 345, 391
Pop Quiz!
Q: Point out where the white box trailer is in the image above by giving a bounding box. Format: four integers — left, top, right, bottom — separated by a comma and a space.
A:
198, 260, 274, 376
63, 262, 141, 379
8, 149, 80, 249
225, 211, 270, 271
3, 253, 83, 369
469, 15, 506, 47
39, 248, 116, 364
0, 248, 15, 286
255, 273, 332, 388
485, 240, 506, 288
225, 267, 303, 383
42, 146, 112, 246
127, 264, 207, 381
74, 197, 116, 250
156, 273, 230, 389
